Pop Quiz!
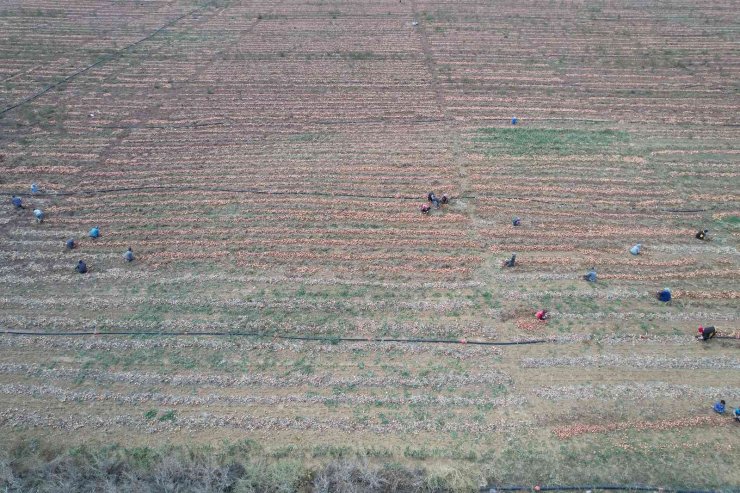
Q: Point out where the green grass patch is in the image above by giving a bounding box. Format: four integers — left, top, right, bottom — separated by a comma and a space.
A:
473, 127, 629, 155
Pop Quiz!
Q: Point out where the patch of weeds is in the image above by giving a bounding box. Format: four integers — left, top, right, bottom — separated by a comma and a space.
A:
404, 446, 431, 460
270, 445, 296, 459
312, 444, 351, 458
473, 127, 629, 155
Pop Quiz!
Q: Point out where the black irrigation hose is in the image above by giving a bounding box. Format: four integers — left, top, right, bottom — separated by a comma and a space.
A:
481, 486, 720, 493
0, 329, 551, 346
0, 2, 216, 117
2, 330, 736, 344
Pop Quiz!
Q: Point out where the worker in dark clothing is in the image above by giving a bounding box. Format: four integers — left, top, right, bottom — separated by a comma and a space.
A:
123, 247, 134, 262
583, 268, 597, 282
696, 229, 709, 240
11, 196, 23, 209
75, 260, 88, 274
503, 253, 516, 268
698, 326, 716, 341
420, 204, 431, 215
657, 288, 671, 302
441, 194, 449, 205
512, 217, 521, 226
428, 192, 440, 209
65, 238, 76, 250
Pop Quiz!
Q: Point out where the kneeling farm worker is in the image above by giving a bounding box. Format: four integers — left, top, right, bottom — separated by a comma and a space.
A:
713, 400, 726, 414
123, 247, 134, 262
657, 288, 672, 302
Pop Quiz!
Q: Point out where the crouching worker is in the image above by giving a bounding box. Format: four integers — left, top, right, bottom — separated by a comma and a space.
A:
123, 247, 134, 262
75, 260, 88, 274
630, 243, 641, 255
503, 253, 516, 268
657, 288, 672, 303
33, 209, 44, 223
536, 309, 549, 321
698, 325, 716, 341
420, 204, 431, 215
734, 407, 740, 423
696, 229, 709, 241
583, 268, 597, 282
441, 194, 449, 205
65, 238, 76, 250
513, 217, 521, 226
428, 192, 440, 209
713, 400, 726, 414
11, 195, 23, 209
89, 226, 100, 238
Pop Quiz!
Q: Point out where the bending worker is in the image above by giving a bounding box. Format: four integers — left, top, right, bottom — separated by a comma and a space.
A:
428, 192, 440, 209
698, 326, 716, 341
657, 288, 672, 303
503, 253, 516, 268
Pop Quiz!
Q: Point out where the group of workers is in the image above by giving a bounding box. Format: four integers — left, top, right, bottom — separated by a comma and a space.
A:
9, 186, 136, 273
495, 216, 721, 341
420, 192, 449, 214
11, 194, 44, 223
713, 400, 740, 422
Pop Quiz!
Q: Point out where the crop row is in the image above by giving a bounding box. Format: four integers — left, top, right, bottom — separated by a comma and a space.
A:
0, 407, 527, 435
0, 363, 513, 389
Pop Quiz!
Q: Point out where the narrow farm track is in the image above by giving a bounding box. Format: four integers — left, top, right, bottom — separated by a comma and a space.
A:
0, 0, 738, 488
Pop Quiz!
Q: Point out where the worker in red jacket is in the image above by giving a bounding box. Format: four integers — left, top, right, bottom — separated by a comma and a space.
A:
536, 310, 549, 321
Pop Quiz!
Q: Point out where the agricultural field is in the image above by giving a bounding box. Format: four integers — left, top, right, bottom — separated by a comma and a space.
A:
0, 0, 739, 491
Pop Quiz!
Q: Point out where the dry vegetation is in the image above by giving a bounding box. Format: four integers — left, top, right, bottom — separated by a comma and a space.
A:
0, 0, 738, 491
